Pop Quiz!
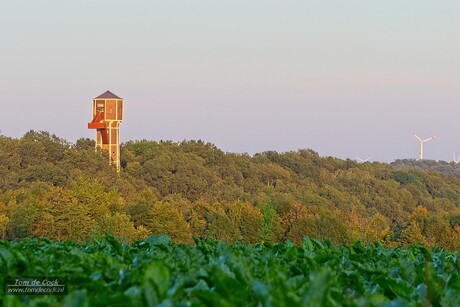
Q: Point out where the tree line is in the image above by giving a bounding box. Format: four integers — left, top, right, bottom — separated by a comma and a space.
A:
2, 130, 460, 249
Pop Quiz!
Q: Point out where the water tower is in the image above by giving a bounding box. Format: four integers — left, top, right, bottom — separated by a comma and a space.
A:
88, 90, 123, 171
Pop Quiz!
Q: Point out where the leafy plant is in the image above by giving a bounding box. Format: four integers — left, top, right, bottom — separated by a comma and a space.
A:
1, 236, 459, 306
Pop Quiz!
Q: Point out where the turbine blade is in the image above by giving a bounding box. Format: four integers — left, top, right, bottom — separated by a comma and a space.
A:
422, 136, 436, 142
410, 131, 422, 142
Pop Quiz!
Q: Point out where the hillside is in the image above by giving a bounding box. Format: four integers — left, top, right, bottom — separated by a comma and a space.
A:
392, 159, 460, 179
2, 130, 460, 249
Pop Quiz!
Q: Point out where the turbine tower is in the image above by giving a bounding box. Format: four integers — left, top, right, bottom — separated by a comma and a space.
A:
410, 131, 436, 160
453, 152, 460, 164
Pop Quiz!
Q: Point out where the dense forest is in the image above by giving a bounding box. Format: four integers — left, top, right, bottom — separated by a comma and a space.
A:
2, 130, 460, 249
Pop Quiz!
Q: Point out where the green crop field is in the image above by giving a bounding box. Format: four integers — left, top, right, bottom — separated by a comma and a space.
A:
1, 236, 460, 306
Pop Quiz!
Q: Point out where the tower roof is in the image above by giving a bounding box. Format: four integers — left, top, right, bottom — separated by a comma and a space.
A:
95, 90, 122, 99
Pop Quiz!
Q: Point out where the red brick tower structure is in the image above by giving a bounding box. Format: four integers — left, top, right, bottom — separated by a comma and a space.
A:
88, 91, 123, 171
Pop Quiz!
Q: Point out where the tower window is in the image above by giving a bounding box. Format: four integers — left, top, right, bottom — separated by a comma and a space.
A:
96, 102, 104, 113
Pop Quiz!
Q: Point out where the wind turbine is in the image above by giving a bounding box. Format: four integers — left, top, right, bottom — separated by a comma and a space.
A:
453, 152, 460, 164
410, 131, 436, 160
356, 156, 371, 163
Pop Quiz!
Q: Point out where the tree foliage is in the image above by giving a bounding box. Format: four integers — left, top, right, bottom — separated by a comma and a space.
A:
2, 131, 460, 247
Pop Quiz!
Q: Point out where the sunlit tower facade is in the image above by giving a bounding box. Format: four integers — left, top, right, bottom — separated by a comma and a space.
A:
88, 91, 123, 171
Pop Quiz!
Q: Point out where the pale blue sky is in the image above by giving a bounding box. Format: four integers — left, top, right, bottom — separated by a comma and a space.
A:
1, 1, 459, 162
